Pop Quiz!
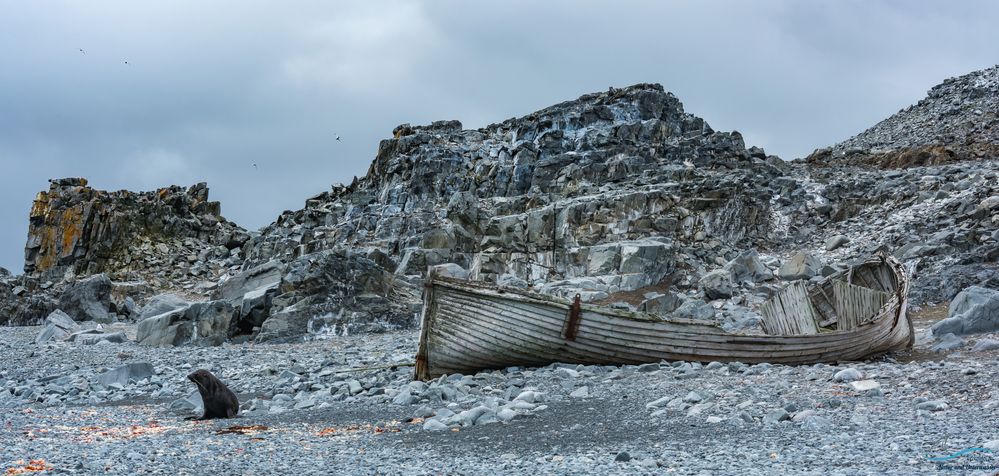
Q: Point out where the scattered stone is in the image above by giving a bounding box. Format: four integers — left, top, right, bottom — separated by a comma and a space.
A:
646, 396, 671, 409
849, 380, 881, 393
423, 419, 449, 431
700, 270, 735, 300
972, 339, 999, 352
915, 400, 949, 412
35, 310, 80, 344
97, 363, 155, 387
931, 333, 965, 352
824, 235, 850, 251
763, 409, 790, 424
833, 368, 864, 382
724, 250, 772, 283
69, 330, 128, 345
683, 391, 705, 403
800, 414, 833, 430
778, 251, 824, 281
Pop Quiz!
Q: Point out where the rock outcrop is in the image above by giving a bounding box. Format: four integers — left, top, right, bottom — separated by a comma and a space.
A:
245, 84, 784, 298
2, 179, 248, 326
24, 178, 246, 284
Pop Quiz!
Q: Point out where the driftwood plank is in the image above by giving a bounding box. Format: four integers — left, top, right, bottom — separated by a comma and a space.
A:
760, 281, 819, 336
833, 280, 890, 331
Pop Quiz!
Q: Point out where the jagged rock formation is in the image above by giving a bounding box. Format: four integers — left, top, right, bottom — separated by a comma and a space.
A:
245, 84, 786, 300
25, 178, 247, 284
808, 65, 999, 167
1, 179, 248, 326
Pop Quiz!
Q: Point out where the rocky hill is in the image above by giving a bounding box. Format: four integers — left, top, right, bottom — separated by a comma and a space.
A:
245, 84, 786, 296
3, 73, 997, 345
227, 84, 799, 337
808, 65, 999, 167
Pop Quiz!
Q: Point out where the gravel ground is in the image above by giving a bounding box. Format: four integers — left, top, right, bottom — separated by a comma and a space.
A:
2, 319, 999, 475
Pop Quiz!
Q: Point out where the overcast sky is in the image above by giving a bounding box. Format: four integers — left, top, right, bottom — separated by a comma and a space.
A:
1, 0, 997, 273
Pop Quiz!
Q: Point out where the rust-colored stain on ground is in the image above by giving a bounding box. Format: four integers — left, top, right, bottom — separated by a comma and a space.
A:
4, 459, 53, 475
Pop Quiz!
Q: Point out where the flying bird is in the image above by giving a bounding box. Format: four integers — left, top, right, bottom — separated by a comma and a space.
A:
124, 60, 129, 65
78, 48, 86, 55
252, 163, 258, 170
334, 133, 342, 142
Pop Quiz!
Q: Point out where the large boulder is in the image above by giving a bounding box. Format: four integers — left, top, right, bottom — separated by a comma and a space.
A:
138, 294, 190, 320
58, 274, 113, 322
724, 250, 772, 283
639, 292, 684, 315
136, 300, 235, 346
430, 263, 469, 280
216, 261, 285, 336
254, 298, 316, 343
700, 270, 735, 300
778, 251, 824, 281
217, 260, 284, 301
257, 249, 414, 338
931, 286, 999, 336
824, 235, 850, 251
673, 299, 716, 321
35, 309, 80, 344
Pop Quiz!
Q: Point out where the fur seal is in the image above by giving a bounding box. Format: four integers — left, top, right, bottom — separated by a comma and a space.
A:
187, 369, 239, 420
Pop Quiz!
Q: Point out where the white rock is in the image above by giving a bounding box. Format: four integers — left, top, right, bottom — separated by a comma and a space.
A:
423, 419, 449, 431
646, 396, 671, 409
849, 380, 881, 392
569, 386, 589, 399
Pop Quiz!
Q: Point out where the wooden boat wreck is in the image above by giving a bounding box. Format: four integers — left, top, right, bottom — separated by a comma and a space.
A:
414, 253, 912, 380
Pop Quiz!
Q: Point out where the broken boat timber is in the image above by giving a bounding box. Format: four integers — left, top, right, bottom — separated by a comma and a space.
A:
414, 253, 912, 380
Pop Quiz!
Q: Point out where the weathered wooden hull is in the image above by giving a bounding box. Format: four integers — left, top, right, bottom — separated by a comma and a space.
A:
414, 254, 912, 380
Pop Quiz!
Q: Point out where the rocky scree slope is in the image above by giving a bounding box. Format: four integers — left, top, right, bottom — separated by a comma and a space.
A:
808, 64, 999, 168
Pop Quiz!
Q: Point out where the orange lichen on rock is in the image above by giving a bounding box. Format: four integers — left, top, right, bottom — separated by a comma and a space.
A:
29, 192, 49, 219
4, 459, 53, 475
58, 206, 84, 258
